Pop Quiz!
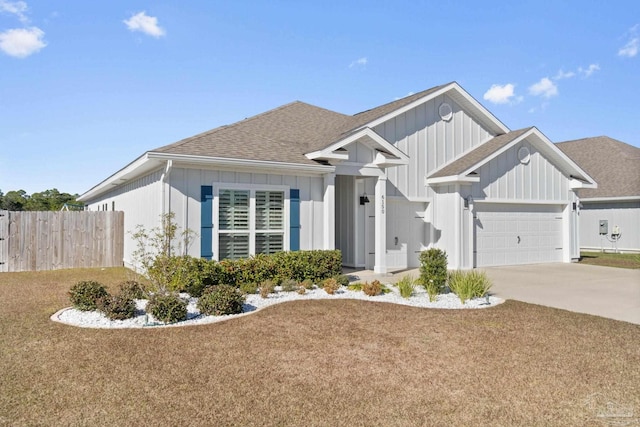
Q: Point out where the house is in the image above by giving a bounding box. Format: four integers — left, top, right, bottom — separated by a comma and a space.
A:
557, 136, 640, 253
78, 82, 596, 272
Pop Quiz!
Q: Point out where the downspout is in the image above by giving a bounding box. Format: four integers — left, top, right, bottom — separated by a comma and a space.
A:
160, 159, 173, 216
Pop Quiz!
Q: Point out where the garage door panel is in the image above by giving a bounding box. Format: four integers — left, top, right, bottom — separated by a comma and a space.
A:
475, 204, 563, 267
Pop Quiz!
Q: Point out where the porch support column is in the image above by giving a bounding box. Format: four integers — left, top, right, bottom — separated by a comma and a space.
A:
323, 172, 336, 250
374, 175, 387, 274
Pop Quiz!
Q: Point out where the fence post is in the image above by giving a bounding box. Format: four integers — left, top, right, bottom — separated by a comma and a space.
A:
0, 210, 7, 273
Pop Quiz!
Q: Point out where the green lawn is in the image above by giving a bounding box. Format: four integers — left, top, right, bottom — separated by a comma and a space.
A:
1, 267, 639, 426
579, 251, 640, 269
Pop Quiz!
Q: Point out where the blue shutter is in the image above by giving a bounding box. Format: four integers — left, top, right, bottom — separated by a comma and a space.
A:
289, 189, 300, 251
201, 186, 213, 260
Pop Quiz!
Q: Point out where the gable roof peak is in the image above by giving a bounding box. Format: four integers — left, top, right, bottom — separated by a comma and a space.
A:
352, 82, 456, 117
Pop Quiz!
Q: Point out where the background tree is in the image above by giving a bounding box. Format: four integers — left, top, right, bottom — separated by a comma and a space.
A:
24, 189, 79, 211
2, 190, 28, 211
0, 189, 79, 211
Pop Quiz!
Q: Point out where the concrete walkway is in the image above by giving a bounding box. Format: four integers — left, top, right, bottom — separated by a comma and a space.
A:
482, 263, 640, 325
343, 263, 640, 325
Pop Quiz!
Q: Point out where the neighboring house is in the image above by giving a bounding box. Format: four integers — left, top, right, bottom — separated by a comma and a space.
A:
78, 82, 595, 272
557, 136, 640, 253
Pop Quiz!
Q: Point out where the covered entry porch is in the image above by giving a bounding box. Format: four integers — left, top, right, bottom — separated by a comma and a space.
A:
308, 127, 425, 274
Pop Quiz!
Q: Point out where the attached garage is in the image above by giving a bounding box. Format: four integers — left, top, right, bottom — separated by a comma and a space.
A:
474, 204, 564, 267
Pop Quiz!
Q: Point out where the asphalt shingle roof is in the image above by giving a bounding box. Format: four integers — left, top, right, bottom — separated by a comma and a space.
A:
152, 101, 353, 165
428, 128, 531, 178
557, 136, 640, 198
151, 83, 454, 165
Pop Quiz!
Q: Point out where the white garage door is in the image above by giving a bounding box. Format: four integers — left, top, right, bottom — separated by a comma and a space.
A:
475, 204, 563, 267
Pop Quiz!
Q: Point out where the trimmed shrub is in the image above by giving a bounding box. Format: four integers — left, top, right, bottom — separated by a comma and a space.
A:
146, 293, 187, 323
241, 253, 279, 285
396, 276, 416, 299
259, 280, 276, 299
334, 274, 350, 287
118, 280, 147, 300
218, 259, 241, 287
69, 281, 109, 311
323, 277, 340, 295
183, 257, 221, 297
419, 248, 448, 302
197, 285, 245, 316
239, 282, 258, 295
280, 279, 298, 292
271, 250, 342, 283
362, 280, 382, 296
148, 256, 215, 297
448, 270, 493, 304
97, 294, 136, 321
168, 250, 342, 289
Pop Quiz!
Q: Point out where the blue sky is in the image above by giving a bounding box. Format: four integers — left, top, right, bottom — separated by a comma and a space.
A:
1, 1, 638, 195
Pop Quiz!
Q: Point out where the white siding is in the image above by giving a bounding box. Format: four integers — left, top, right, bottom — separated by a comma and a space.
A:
374, 94, 494, 200
344, 141, 375, 164
579, 201, 640, 252
167, 166, 326, 258
86, 166, 327, 267
472, 140, 570, 202
431, 186, 461, 268
84, 169, 163, 268
386, 198, 428, 268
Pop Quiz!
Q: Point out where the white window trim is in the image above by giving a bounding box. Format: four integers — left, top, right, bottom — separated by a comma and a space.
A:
212, 184, 290, 260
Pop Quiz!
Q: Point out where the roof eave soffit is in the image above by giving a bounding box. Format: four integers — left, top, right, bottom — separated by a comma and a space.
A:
305, 127, 409, 164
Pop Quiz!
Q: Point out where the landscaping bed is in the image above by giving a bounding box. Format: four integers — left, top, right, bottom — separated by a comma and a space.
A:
54, 285, 504, 329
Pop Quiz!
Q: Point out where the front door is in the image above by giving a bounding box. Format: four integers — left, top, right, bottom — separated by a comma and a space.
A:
355, 178, 376, 269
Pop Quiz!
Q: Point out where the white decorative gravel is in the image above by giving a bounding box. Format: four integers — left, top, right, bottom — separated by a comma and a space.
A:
52, 286, 504, 329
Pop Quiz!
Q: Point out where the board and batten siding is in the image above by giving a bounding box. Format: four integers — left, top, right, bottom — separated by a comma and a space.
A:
343, 141, 375, 164
84, 169, 163, 267
373, 94, 494, 200
578, 201, 640, 252
472, 140, 570, 202
166, 166, 326, 259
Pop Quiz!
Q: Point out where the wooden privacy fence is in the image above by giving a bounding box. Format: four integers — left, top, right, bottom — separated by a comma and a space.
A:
0, 210, 124, 273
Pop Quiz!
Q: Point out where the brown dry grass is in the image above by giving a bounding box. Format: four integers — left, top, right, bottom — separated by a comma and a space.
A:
579, 251, 640, 269
1, 268, 639, 426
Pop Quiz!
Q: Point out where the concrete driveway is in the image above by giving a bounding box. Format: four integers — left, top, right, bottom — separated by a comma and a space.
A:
482, 263, 640, 325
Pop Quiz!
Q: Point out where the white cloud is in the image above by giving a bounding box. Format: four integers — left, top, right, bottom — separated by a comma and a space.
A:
618, 38, 638, 57
554, 69, 575, 80
528, 77, 558, 99
394, 91, 415, 100
618, 25, 638, 57
578, 63, 600, 77
349, 57, 367, 68
483, 83, 517, 104
0, 26, 46, 58
0, 0, 29, 23
123, 11, 165, 38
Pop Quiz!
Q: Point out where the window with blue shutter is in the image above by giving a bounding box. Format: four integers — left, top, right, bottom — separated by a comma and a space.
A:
200, 186, 213, 260
289, 189, 300, 251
